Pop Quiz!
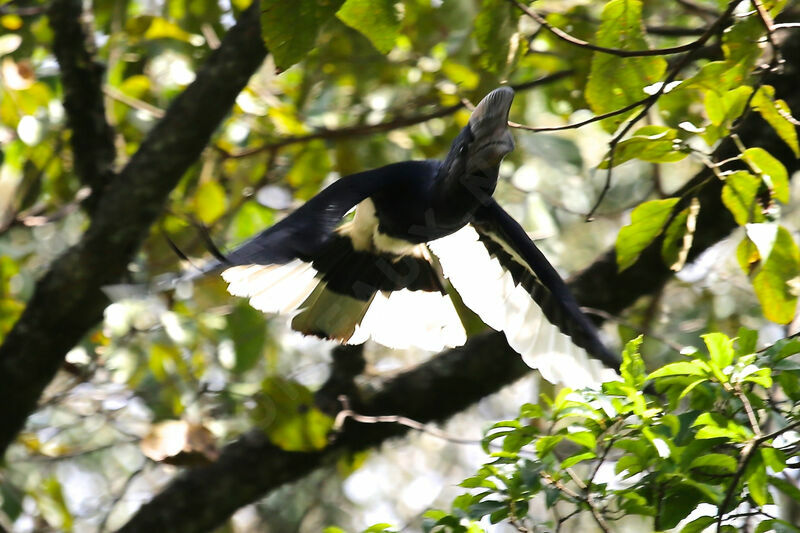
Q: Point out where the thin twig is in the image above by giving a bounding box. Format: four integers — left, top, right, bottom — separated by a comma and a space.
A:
586, 0, 743, 219
716, 441, 757, 532
332, 396, 483, 446
716, 418, 800, 531
509, 96, 651, 133
735, 386, 762, 437
219, 71, 574, 159
752, 0, 777, 39
509, 0, 718, 58
98, 466, 145, 533
103, 85, 165, 119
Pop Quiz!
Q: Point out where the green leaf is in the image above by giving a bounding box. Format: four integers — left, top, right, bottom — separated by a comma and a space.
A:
659, 483, 706, 530
616, 198, 680, 271
473, 0, 516, 73
703, 332, 734, 370
752, 85, 800, 157
565, 431, 596, 450
460, 476, 497, 490
599, 126, 687, 168
256, 377, 334, 451
42, 477, 73, 532
737, 235, 760, 274
621, 335, 645, 388
742, 147, 790, 203
535, 434, 565, 456
756, 519, 800, 533
467, 500, 507, 520
560, 451, 597, 469
261, 0, 346, 70
760, 447, 786, 472
230, 201, 274, 242
704, 86, 752, 127
692, 412, 750, 441
723, 15, 763, 67
661, 199, 699, 271
287, 141, 331, 200
363, 524, 397, 533
0, 481, 23, 522
736, 327, 758, 356
746, 453, 770, 507
770, 476, 800, 501
143, 16, 194, 42
688, 453, 737, 472
648, 361, 709, 379
721, 170, 764, 225
678, 377, 709, 400
193, 180, 228, 225
441, 61, 480, 91
753, 225, 800, 324
681, 516, 716, 533
585, 0, 667, 132
740, 368, 773, 388
226, 303, 267, 373
337, 0, 400, 54
684, 60, 744, 93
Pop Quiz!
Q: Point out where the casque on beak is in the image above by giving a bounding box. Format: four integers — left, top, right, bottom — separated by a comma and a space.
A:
468, 86, 515, 165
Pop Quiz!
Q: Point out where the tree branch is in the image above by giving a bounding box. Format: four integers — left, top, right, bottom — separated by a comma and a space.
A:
216, 70, 574, 158
48, 0, 116, 214
509, 0, 735, 58
117, 333, 531, 533
0, 1, 268, 456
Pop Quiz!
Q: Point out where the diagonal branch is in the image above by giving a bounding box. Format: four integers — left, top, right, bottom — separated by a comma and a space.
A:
48, 0, 116, 214
216, 70, 574, 159
0, 1, 268, 456
509, 0, 733, 58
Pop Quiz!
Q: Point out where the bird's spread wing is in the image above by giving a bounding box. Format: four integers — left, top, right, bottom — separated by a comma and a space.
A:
428, 199, 620, 388
216, 161, 466, 350
222, 163, 426, 267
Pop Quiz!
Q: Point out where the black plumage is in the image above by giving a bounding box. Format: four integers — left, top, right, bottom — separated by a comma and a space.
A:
207, 87, 621, 386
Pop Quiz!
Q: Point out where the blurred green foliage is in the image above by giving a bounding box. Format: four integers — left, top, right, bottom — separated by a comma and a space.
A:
1, 0, 800, 531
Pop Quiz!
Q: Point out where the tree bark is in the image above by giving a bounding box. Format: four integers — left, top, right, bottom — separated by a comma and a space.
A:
0, 1, 268, 455
48, 0, 117, 214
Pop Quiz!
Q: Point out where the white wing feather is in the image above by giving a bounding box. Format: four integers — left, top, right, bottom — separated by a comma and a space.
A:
429, 225, 619, 388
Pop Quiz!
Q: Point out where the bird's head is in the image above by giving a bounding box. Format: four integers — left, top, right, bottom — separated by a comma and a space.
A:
438, 87, 515, 202
466, 86, 515, 168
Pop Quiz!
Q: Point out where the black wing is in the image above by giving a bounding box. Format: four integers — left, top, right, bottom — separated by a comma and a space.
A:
205, 160, 437, 269
429, 199, 620, 387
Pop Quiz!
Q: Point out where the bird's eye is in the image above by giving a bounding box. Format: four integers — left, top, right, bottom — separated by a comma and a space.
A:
458, 145, 467, 155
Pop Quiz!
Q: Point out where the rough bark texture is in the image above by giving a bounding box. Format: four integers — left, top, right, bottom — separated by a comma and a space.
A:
0, 2, 268, 454
48, 0, 117, 213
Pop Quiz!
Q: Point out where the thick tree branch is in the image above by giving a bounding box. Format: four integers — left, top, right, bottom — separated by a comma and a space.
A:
48, 0, 116, 213
117, 333, 530, 533
116, 31, 800, 533
0, 2, 268, 456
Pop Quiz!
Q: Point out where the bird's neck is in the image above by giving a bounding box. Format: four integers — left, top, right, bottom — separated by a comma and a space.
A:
431, 166, 499, 229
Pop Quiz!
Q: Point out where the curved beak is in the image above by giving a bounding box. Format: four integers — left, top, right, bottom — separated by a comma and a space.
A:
468, 87, 515, 164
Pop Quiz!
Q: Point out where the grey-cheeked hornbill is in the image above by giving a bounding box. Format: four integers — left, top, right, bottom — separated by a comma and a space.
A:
204, 87, 620, 387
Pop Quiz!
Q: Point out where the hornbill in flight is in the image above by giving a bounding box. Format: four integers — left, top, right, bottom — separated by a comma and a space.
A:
205, 87, 620, 387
